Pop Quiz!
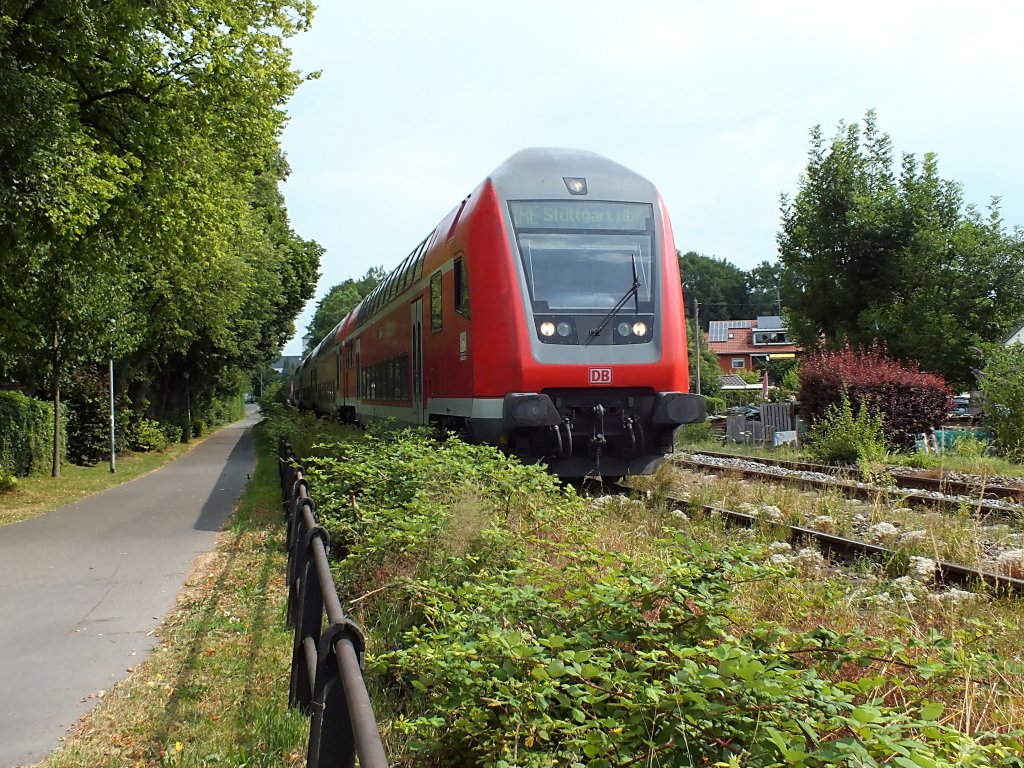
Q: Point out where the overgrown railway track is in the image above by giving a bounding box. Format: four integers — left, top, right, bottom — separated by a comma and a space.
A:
673, 452, 1024, 519
610, 478, 1024, 598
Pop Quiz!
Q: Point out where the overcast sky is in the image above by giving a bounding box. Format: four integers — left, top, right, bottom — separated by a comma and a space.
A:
278, 1, 1024, 355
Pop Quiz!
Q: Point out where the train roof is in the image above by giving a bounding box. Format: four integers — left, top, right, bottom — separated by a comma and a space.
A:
487, 148, 658, 203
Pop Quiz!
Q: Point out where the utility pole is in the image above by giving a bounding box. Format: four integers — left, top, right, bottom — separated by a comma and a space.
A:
109, 358, 116, 473
693, 295, 701, 396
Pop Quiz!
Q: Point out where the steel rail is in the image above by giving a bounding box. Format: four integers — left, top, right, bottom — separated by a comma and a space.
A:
674, 455, 1023, 519
688, 449, 1024, 503
613, 482, 1024, 597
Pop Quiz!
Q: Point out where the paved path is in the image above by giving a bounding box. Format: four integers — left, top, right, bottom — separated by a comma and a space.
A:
0, 411, 258, 767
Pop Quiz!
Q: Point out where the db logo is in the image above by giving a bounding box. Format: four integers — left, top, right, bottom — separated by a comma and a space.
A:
589, 368, 613, 385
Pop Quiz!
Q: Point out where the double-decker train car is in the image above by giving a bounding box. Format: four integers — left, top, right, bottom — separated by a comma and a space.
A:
293, 148, 705, 478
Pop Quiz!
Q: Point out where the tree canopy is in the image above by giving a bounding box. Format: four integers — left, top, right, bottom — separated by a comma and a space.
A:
0, 0, 321, 473
679, 252, 783, 330
305, 266, 385, 350
778, 111, 1024, 389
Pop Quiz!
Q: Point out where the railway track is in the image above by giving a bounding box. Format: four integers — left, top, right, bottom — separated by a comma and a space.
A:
609, 482, 1024, 598
690, 450, 1024, 503
673, 452, 1024, 519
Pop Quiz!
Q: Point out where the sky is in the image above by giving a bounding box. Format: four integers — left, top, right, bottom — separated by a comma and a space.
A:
278, 0, 1024, 356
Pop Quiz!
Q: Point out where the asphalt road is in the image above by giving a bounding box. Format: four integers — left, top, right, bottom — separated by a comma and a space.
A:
0, 410, 258, 767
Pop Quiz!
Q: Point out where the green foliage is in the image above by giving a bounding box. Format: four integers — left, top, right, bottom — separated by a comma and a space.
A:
0, 2, 322, 473
705, 395, 726, 415
0, 469, 16, 492
66, 365, 110, 466
686, 317, 722, 396
305, 267, 385, 348
0, 390, 61, 476
273, 412, 1023, 766
979, 344, 1024, 461
680, 252, 782, 326
779, 110, 1024, 389
128, 418, 168, 453
809, 389, 888, 466
677, 420, 713, 444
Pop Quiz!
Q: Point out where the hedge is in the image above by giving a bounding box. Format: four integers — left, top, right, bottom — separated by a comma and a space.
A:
799, 343, 948, 448
0, 391, 64, 477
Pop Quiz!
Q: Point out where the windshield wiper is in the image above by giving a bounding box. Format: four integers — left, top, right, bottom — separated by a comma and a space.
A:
585, 254, 641, 345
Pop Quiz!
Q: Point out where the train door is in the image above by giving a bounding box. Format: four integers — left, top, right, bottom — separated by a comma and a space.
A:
354, 338, 361, 399
335, 350, 341, 407
411, 298, 424, 424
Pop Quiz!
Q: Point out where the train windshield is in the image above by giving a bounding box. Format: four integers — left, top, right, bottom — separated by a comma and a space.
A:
509, 200, 656, 312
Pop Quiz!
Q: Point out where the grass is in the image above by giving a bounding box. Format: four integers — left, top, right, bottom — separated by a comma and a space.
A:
1, 443, 198, 527
34, 421, 307, 768
635, 462, 1024, 735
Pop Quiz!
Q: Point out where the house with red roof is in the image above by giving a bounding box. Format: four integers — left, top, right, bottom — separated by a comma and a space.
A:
706, 316, 800, 373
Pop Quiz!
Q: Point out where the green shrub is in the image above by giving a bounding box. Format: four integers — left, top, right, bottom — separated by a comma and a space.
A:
676, 420, 713, 444
704, 395, 726, 415
66, 365, 110, 466
979, 344, 1024, 461
0, 390, 60, 476
0, 470, 16, 492
808, 388, 888, 466
129, 418, 168, 452
799, 343, 948, 448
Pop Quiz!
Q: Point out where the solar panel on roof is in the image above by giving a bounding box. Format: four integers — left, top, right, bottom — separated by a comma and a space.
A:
708, 319, 755, 342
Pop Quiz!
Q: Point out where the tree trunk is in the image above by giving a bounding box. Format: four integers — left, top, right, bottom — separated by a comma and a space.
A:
51, 332, 61, 478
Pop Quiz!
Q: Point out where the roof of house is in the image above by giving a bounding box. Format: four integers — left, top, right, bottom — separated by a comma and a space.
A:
720, 374, 764, 389
706, 318, 800, 357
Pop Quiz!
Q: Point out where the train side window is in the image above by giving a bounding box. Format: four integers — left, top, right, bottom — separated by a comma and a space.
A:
454, 255, 470, 318
430, 271, 442, 333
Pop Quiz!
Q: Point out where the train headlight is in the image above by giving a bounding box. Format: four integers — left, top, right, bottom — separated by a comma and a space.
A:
540, 321, 556, 337
632, 321, 648, 336
616, 321, 630, 337
557, 321, 572, 337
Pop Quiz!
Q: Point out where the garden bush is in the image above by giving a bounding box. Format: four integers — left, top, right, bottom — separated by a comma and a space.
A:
704, 395, 726, 415
799, 342, 948, 448
0, 390, 60, 476
128, 418, 169, 452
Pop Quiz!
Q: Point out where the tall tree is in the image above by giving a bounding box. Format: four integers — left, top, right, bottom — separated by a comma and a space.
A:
678, 251, 749, 329
778, 111, 1024, 388
0, 0, 321, 471
305, 266, 385, 347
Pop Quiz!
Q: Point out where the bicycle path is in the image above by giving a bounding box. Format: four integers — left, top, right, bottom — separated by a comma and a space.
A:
0, 411, 258, 767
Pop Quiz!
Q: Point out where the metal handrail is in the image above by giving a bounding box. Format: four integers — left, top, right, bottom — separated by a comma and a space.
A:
279, 438, 389, 768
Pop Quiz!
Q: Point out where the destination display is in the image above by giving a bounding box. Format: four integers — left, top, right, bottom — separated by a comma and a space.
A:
509, 200, 652, 231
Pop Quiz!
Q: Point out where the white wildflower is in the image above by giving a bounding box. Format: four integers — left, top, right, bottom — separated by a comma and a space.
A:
867, 522, 899, 544
909, 556, 936, 584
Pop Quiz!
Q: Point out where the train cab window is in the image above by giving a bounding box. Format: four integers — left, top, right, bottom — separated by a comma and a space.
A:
454, 255, 470, 318
430, 271, 442, 333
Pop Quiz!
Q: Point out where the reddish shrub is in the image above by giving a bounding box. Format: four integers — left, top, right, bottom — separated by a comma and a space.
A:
799, 343, 949, 447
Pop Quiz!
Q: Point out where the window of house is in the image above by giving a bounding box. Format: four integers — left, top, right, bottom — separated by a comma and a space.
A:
731, 358, 746, 369
430, 271, 442, 333
454, 255, 470, 318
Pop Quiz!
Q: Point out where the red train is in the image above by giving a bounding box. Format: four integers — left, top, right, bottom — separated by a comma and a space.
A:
292, 148, 705, 478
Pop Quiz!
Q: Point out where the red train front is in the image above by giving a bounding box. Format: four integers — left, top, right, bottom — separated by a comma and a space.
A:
294, 148, 705, 479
